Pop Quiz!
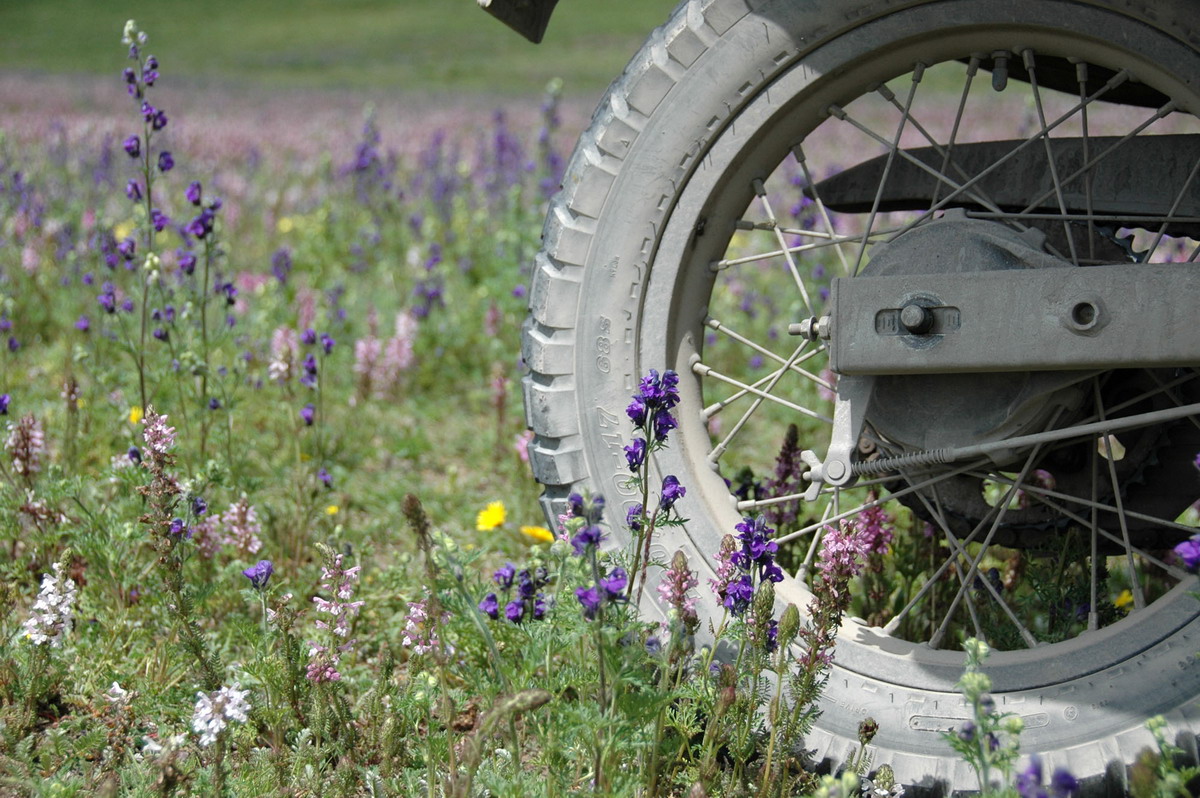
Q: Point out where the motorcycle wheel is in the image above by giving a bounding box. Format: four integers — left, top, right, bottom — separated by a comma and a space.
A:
523, 0, 1200, 789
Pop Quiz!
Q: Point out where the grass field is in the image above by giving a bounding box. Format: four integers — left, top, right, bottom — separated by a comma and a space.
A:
0, 0, 679, 96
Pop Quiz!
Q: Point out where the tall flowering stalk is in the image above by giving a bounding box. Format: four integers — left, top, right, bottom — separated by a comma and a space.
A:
306, 545, 363, 684
137, 405, 222, 691
623, 369, 686, 602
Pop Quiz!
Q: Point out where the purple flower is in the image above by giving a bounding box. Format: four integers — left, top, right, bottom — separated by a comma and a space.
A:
0, 394, 9, 415
168, 517, 187, 538
152, 327, 168, 342
186, 181, 202, 206
272, 248, 293, 284
125, 179, 142, 201
1175, 537, 1200, 572
122, 135, 140, 158
191, 495, 206, 515
301, 328, 318, 346
150, 209, 170, 232
626, 396, 647, 426
320, 333, 335, 354
599, 567, 627, 599
493, 562, 516, 589
575, 585, 602, 619
660, 475, 685, 510
157, 151, 174, 172
505, 600, 525, 623
317, 467, 333, 488
117, 238, 136, 261
571, 524, 603, 556
208, 398, 221, 410
625, 503, 643, 533
178, 250, 197, 275
75, 316, 90, 332
300, 403, 315, 426
7, 337, 19, 353
1016, 756, 1046, 798
98, 290, 116, 314
956, 720, 976, 742
624, 438, 646, 472
123, 67, 136, 85
652, 409, 678, 442
127, 446, 141, 464
151, 110, 167, 130
724, 575, 754, 615
242, 560, 274, 590
478, 592, 500, 619
1049, 768, 1079, 798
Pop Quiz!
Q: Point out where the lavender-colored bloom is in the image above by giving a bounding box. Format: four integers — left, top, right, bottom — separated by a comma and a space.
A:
625, 502, 643, 533
8, 337, 19, 353
242, 560, 274, 590
117, 238, 136, 260
152, 327, 168, 342
1016, 756, 1046, 798
478, 592, 500, 619
599, 567, 627, 599
956, 720, 976, 742
208, 398, 221, 410
0, 394, 9, 415
125, 179, 142, 201
75, 316, 90, 332
168, 517, 187, 537
152, 110, 167, 130
123, 67, 136, 84
505, 600, 525, 623
652, 409, 677, 442
301, 328, 318, 346
271, 248, 293, 284
191, 495, 206, 516
1049, 768, 1079, 798
660, 475, 686, 510
320, 333, 335, 354
127, 446, 141, 464
624, 437, 646, 472
575, 585, 602, 619
122, 135, 140, 158
178, 250, 196, 275
185, 181, 202, 206
121, 298, 135, 313
1175, 537, 1200, 572
571, 524, 603, 556
493, 562, 516, 589
150, 208, 170, 232
317, 467, 333, 488
98, 290, 116, 314
626, 396, 647, 426
157, 151, 174, 172
724, 575, 755, 615
300, 403, 315, 426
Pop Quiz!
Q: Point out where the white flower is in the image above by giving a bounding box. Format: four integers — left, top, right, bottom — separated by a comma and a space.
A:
22, 562, 77, 647
104, 681, 131, 707
191, 684, 251, 747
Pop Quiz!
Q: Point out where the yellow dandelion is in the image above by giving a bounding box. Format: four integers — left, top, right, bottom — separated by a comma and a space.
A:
476, 501, 507, 531
1114, 589, 1134, 611
325, 504, 339, 516
128, 405, 143, 425
277, 216, 295, 234
520, 525, 554, 544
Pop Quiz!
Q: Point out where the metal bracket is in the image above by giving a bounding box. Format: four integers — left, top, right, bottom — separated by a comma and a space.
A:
800, 374, 874, 498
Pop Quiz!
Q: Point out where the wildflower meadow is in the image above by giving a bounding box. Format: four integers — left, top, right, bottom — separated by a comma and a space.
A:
1, 11, 1199, 798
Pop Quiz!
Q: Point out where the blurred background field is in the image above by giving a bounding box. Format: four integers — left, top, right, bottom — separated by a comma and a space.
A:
0, 0, 679, 97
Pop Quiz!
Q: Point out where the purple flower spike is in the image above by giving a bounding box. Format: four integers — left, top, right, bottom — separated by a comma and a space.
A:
157, 151, 174, 172
1174, 537, 1200, 572
478, 592, 500, 619
599, 567, 627, 599
122, 135, 140, 158
493, 562, 516, 589
300, 403, 315, 426
320, 333, 335, 354
505, 600, 525, 623
575, 585, 602, 619
186, 181, 203, 206
624, 438, 646, 472
660, 475, 686, 510
125, 179, 142, 202
242, 559, 274, 590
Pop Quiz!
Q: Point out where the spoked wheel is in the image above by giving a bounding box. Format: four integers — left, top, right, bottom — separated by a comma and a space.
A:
522, 0, 1200, 789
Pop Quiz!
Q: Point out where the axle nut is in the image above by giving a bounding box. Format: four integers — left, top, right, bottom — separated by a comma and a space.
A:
899, 303, 934, 334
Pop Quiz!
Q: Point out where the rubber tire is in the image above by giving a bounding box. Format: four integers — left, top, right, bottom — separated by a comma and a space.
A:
522, 0, 1200, 791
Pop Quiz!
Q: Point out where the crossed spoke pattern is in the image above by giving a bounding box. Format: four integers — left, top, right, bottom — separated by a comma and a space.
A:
689, 47, 1200, 649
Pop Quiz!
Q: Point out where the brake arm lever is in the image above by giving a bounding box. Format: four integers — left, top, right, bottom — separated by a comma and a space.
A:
801, 374, 874, 500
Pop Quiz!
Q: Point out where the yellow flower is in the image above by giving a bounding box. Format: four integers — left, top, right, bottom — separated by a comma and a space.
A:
128, 405, 143, 425
113, 219, 135, 241
325, 505, 339, 516
476, 501, 506, 531
1114, 589, 1134, 611
520, 525, 554, 544
277, 216, 295, 234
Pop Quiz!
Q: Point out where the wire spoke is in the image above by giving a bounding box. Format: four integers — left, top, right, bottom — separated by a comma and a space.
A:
1022, 49, 1080, 265
794, 145, 854, 276
753, 178, 816, 315
703, 316, 830, 389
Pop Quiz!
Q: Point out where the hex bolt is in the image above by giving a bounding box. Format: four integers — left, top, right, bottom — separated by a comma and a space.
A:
899, 303, 934, 334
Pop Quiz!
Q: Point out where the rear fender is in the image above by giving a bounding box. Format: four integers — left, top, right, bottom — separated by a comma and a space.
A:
478, 0, 561, 44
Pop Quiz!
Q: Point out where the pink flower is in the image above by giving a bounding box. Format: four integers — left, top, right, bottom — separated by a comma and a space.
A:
220, 497, 262, 555
5, 413, 44, 476
268, 327, 298, 383
141, 406, 176, 459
